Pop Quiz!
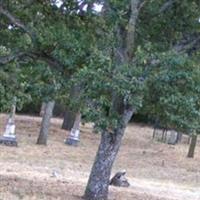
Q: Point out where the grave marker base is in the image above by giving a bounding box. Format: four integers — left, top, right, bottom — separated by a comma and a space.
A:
0, 136, 18, 147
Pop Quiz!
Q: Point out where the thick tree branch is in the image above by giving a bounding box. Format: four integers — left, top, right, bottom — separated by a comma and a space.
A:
159, 0, 176, 13
148, 35, 200, 65
138, 0, 147, 12
111, 0, 143, 121
173, 34, 200, 54
0, 49, 65, 73
0, 6, 36, 42
0, 52, 26, 64
26, 52, 65, 72
126, 0, 142, 61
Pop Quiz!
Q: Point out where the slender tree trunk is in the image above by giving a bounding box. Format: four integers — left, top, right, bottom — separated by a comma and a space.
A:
39, 102, 46, 117
84, 108, 134, 200
62, 84, 81, 130
65, 112, 81, 146
187, 133, 197, 158
37, 101, 55, 145
61, 109, 75, 130
161, 129, 165, 142
187, 135, 191, 144
176, 132, 182, 143
152, 128, 156, 139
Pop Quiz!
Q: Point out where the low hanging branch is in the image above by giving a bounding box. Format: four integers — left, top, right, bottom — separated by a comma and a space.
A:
27, 51, 65, 72
0, 6, 66, 70
148, 33, 200, 66
0, 49, 65, 75
173, 34, 200, 54
159, 0, 176, 13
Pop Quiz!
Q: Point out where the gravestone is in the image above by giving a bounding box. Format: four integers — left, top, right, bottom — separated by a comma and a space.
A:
0, 117, 17, 146
153, 128, 167, 142
64, 128, 80, 146
110, 170, 130, 187
0, 100, 17, 147
166, 130, 177, 145
64, 112, 81, 146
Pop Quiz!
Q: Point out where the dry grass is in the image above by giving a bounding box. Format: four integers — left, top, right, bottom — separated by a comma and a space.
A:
0, 114, 200, 200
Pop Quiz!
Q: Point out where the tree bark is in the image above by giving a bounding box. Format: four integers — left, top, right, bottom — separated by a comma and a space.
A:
84, 108, 134, 200
176, 132, 182, 143
62, 84, 80, 130
61, 108, 75, 130
37, 101, 55, 145
84, 131, 122, 200
187, 133, 197, 158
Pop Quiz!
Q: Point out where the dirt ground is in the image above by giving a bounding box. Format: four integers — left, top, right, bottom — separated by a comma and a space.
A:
0, 114, 200, 200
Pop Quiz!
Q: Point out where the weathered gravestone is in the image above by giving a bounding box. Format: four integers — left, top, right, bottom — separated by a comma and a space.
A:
64, 112, 81, 146
65, 128, 80, 146
0, 103, 17, 146
110, 170, 130, 187
153, 127, 168, 142
153, 122, 182, 145
166, 129, 179, 145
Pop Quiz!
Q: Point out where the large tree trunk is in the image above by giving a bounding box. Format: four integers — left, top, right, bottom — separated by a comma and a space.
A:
187, 133, 197, 158
84, 1, 140, 199
61, 109, 75, 130
37, 101, 55, 145
84, 131, 123, 200
84, 108, 134, 200
65, 112, 81, 146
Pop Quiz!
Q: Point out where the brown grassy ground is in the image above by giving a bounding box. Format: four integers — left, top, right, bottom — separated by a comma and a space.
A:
0, 114, 200, 200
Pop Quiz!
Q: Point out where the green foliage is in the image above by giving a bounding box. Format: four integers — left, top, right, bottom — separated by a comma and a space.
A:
143, 52, 200, 133
0, 0, 104, 111
20, 62, 64, 102
0, 64, 31, 111
69, 48, 147, 130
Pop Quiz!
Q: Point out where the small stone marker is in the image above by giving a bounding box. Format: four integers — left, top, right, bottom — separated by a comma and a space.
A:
51, 170, 60, 178
110, 170, 130, 187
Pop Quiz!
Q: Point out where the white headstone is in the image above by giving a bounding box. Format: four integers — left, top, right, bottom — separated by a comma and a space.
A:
3, 118, 16, 138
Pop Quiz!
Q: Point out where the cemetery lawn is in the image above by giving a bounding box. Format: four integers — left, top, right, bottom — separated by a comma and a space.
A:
0, 114, 200, 200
